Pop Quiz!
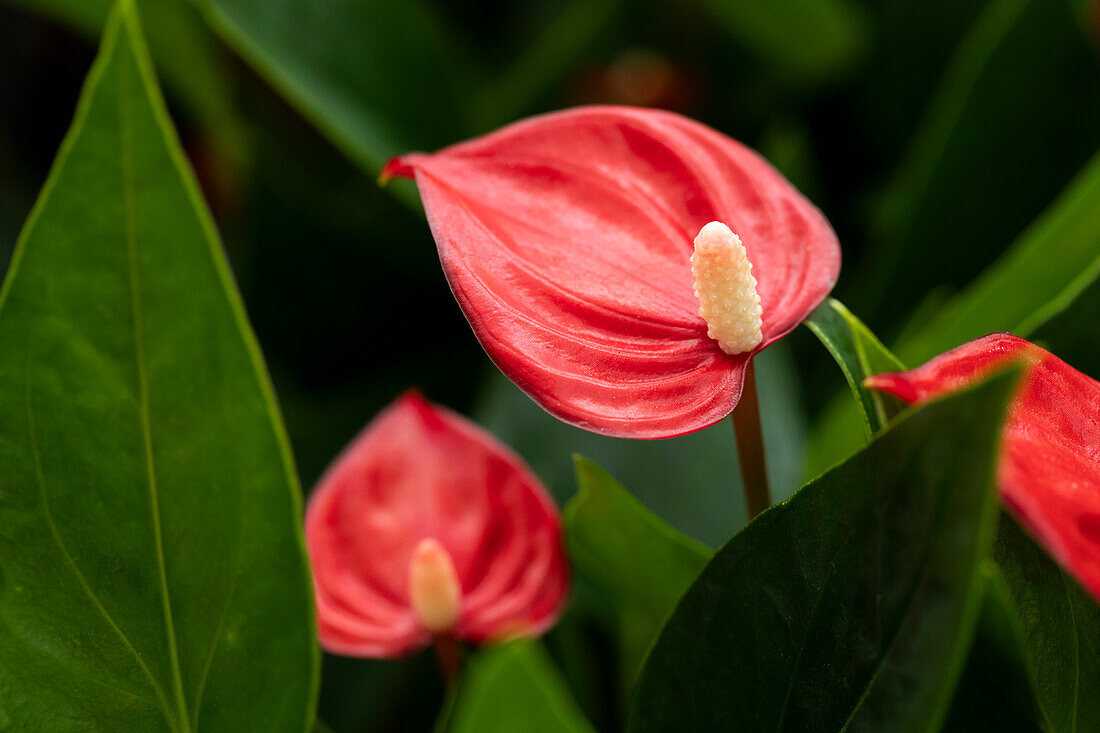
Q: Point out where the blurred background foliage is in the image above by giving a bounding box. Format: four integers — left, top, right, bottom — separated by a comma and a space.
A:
1, 0, 1098, 730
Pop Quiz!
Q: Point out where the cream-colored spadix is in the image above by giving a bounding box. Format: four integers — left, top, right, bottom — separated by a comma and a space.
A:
690, 221, 763, 355
408, 538, 462, 633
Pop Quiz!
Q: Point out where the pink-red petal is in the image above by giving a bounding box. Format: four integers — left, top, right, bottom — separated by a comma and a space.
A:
385, 106, 839, 438
865, 333, 1100, 602
305, 393, 569, 657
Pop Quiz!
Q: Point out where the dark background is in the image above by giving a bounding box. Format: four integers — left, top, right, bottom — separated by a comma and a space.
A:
2, 0, 1098, 729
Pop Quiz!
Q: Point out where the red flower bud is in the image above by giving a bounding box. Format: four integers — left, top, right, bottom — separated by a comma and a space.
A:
305, 393, 569, 657
384, 106, 840, 438
865, 334, 1100, 601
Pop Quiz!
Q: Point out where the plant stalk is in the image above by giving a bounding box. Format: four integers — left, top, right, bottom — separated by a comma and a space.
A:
433, 635, 462, 687
732, 359, 772, 520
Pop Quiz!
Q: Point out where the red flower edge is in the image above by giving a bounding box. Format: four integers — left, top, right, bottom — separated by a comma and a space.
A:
866, 333, 1100, 601
384, 106, 840, 438
305, 393, 569, 657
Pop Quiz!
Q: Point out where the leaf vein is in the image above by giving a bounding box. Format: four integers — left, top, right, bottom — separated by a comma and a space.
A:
191, 501, 246, 727
1060, 570, 1080, 733
24, 366, 173, 723
774, 519, 860, 731
117, 49, 191, 733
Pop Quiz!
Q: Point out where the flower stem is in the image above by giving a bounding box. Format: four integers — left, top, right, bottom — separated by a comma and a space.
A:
732, 359, 772, 520
433, 635, 462, 687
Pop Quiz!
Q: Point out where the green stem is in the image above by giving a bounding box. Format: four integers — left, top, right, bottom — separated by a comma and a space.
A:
732, 359, 772, 520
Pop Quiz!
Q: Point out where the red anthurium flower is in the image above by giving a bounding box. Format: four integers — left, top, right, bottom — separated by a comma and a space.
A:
305, 393, 569, 658
383, 106, 840, 438
865, 333, 1100, 601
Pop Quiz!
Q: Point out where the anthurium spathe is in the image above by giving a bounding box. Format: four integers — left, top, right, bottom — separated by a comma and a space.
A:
865, 333, 1100, 602
305, 393, 569, 658
382, 106, 841, 438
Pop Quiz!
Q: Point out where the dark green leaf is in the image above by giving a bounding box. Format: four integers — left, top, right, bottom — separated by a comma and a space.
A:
809, 146, 1100, 480
445, 641, 595, 733
190, 0, 477, 175
474, 342, 807, 548
991, 514, 1100, 731
896, 149, 1100, 366
630, 368, 1018, 732
941, 561, 1040, 732
564, 457, 711, 685
0, 3, 317, 730
805, 298, 905, 438
856, 0, 1100, 328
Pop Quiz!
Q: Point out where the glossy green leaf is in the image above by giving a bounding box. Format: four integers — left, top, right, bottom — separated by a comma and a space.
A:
698, 0, 868, 84
564, 457, 711, 686
474, 343, 807, 548
190, 0, 476, 175
445, 641, 595, 733
990, 515, 1100, 731
896, 149, 1100, 366
630, 368, 1017, 732
0, 3, 317, 730
856, 0, 1100, 327
805, 298, 905, 438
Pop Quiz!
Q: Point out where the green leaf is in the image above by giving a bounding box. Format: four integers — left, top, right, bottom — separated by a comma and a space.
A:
990, 514, 1100, 731
896, 149, 1100, 366
630, 367, 1018, 732
698, 0, 868, 84
564, 457, 711, 686
941, 560, 1039, 732
189, 0, 477, 176
0, 3, 317, 730
808, 147, 1100, 480
445, 641, 596, 733
856, 0, 1100, 328
805, 298, 905, 438
474, 342, 807, 548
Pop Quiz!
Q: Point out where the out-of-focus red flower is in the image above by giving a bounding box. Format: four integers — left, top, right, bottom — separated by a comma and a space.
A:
305, 393, 569, 658
571, 49, 702, 111
865, 333, 1100, 601
383, 106, 840, 438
